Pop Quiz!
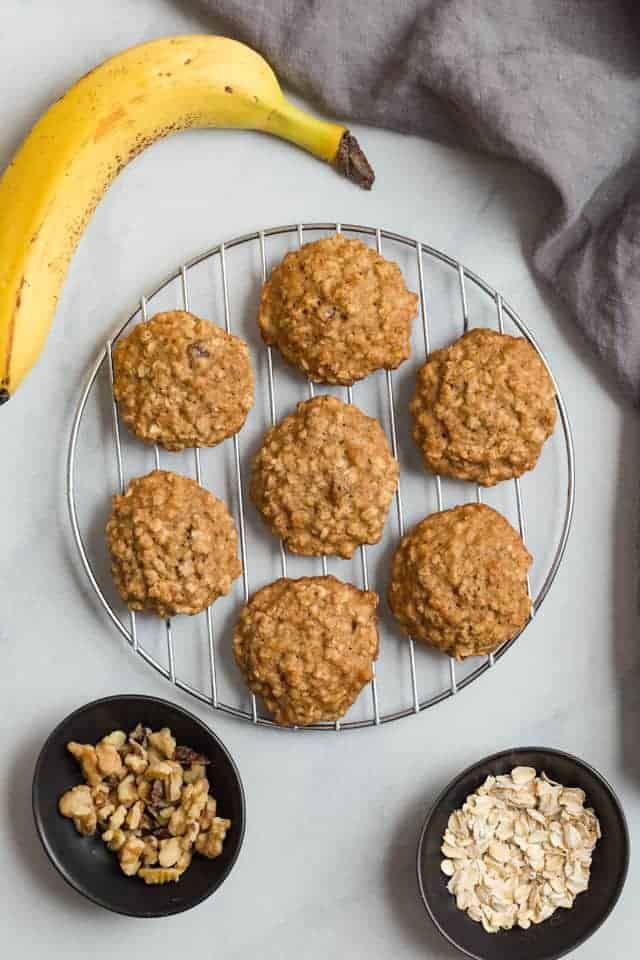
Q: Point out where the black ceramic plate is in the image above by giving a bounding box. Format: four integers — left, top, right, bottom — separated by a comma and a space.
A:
417, 747, 629, 960
32, 694, 245, 917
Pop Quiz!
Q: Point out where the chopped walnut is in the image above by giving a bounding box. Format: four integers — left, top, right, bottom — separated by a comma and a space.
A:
182, 778, 209, 822
183, 761, 207, 784
100, 730, 127, 751
149, 779, 164, 805
138, 867, 181, 885
199, 795, 217, 831
97, 803, 115, 824
73, 811, 97, 837
103, 827, 127, 852
142, 835, 159, 866
146, 761, 183, 803
67, 743, 102, 786
119, 836, 145, 877
129, 724, 150, 747
182, 820, 200, 847
137, 778, 151, 801
58, 724, 230, 883
168, 806, 187, 837
154, 806, 173, 826
91, 783, 112, 809
124, 739, 148, 775
140, 813, 153, 832
148, 727, 176, 760
96, 742, 124, 778
174, 746, 210, 767
58, 785, 98, 837
108, 804, 127, 830
126, 800, 145, 831
117, 774, 138, 806
196, 818, 231, 858
146, 747, 166, 766
125, 754, 147, 775
59, 784, 93, 819
158, 836, 182, 868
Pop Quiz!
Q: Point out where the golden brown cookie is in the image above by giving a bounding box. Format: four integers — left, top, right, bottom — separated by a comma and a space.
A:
258, 235, 417, 385
410, 328, 556, 486
388, 504, 531, 660
106, 469, 241, 618
250, 395, 399, 558
233, 576, 379, 725
112, 310, 254, 452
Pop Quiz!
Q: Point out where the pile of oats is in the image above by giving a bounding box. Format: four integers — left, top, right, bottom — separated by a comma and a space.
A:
441, 766, 601, 933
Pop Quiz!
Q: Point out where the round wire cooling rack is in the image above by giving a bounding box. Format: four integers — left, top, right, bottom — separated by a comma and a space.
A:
67, 222, 575, 731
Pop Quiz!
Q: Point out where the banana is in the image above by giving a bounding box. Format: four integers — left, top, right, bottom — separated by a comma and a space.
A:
0, 35, 374, 403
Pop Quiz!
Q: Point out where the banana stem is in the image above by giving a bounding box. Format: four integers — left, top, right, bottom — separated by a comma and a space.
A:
265, 98, 374, 189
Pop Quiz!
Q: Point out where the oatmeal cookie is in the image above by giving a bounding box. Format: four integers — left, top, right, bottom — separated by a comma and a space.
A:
250, 395, 398, 558
106, 469, 241, 617
112, 310, 254, 451
388, 504, 531, 660
233, 576, 379, 725
258, 235, 417, 384
410, 328, 556, 486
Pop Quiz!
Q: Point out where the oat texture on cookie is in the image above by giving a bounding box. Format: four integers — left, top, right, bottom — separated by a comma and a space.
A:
106, 469, 241, 618
411, 328, 556, 486
258, 235, 417, 385
389, 504, 532, 660
233, 576, 379, 725
112, 310, 254, 451
250, 395, 399, 558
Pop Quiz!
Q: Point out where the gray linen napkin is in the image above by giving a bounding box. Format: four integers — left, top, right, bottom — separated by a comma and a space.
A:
197, 0, 640, 402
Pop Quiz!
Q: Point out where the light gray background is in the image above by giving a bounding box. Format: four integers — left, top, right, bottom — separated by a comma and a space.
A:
1, 2, 638, 957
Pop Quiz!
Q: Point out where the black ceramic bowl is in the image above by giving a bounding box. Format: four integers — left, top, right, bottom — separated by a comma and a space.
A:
33, 695, 245, 917
417, 747, 629, 960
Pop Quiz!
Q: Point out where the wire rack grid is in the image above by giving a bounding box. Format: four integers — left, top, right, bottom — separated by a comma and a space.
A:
67, 222, 575, 731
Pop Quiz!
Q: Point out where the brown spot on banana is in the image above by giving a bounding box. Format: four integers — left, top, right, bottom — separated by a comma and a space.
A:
15, 278, 26, 310
93, 107, 127, 142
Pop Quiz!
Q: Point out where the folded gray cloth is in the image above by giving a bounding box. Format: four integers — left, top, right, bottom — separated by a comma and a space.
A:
197, 0, 640, 402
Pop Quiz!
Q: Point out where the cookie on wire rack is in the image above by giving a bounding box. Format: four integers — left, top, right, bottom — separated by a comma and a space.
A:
250, 395, 399, 559
410, 328, 556, 486
258, 234, 418, 385
112, 310, 254, 452
106, 469, 241, 618
233, 575, 379, 726
389, 503, 532, 660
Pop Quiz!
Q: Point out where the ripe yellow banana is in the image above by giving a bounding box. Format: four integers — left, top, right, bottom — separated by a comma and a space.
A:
0, 35, 374, 403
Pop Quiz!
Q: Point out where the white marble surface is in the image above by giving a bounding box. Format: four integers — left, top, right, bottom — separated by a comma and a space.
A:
1, 2, 638, 957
